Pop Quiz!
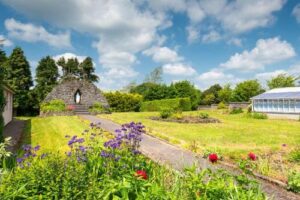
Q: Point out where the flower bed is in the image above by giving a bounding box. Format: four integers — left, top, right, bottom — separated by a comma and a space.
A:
0, 122, 266, 199
150, 116, 220, 123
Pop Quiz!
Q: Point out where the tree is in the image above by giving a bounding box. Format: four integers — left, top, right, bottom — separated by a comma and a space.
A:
233, 80, 264, 102
57, 57, 79, 78
201, 84, 222, 105
5, 47, 33, 115
202, 93, 215, 105
218, 84, 233, 103
144, 67, 163, 84
267, 73, 296, 89
35, 56, 59, 104
173, 80, 201, 110
78, 57, 99, 82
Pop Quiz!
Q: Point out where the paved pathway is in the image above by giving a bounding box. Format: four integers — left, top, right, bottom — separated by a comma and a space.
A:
3, 118, 26, 153
80, 115, 300, 200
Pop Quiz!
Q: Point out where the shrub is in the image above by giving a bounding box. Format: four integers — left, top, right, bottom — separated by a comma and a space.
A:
229, 107, 243, 114
141, 98, 191, 112
217, 102, 227, 109
104, 92, 142, 112
88, 102, 106, 114
40, 99, 66, 113
172, 110, 183, 120
160, 108, 173, 119
289, 147, 300, 163
248, 112, 268, 119
288, 171, 300, 193
199, 112, 209, 119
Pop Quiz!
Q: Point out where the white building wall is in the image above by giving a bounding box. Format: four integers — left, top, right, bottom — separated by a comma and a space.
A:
2, 89, 13, 126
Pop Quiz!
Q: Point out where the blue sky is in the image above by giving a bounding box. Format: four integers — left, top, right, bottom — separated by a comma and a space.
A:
0, 0, 300, 91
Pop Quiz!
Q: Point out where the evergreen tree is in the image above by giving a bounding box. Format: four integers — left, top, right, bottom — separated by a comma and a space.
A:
35, 56, 59, 103
6, 47, 33, 115
57, 57, 79, 77
79, 57, 99, 82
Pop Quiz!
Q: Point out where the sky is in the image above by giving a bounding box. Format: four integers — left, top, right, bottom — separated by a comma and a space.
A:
0, 0, 300, 91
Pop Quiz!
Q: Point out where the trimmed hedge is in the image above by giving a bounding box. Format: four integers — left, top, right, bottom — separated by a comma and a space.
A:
104, 92, 143, 112
140, 98, 192, 112
40, 99, 66, 113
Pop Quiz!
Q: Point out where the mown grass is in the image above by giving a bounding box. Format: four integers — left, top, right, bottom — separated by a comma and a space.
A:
99, 110, 300, 180
18, 116, 89, 153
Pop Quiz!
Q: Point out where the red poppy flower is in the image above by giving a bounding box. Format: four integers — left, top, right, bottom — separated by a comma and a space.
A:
248, 152, 256, 161
208, 153, 218, 163
135, 170, 148, 180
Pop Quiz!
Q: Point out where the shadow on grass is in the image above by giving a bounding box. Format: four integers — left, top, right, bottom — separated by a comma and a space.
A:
17, 118, 32, 152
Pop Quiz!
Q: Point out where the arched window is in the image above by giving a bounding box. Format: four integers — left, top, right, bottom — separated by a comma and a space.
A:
74, 89, 81, 104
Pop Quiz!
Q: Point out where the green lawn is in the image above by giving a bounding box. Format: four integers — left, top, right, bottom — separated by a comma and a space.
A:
100, 110, 300, 180
20, 116, 89, 153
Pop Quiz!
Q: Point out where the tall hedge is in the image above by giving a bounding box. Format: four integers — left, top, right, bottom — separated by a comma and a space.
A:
104, 92, 143, 112
140, 98, 192, 112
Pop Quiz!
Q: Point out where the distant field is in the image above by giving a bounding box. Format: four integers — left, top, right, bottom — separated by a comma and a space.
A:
19, 116, 89, 153
99, 110, 300, 180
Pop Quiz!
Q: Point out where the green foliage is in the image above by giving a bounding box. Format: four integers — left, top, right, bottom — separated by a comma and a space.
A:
288, 147, 300, 163
140, 98, 192, 112
57, 56, 99, 82
233, 80, 264, 102
218, 84, 233, 103
88, 102, 106, 114
201, 84, 222, 105
229, 107, 243, 114
0, 123, 266, 199
104, 92, 142, 112
0, 137, 12, 168
199, 112, 209, 119
267, 73, 296, 89
40, 99, 66, 113
217, 102, 227, 109
288, 171, 300, 193
248, 112, 268, 119
4, 47, 33, 115
172, 110, 183, 120
160, 108, 173, 119
34, 56, 59, 105
173, 80, 200, 110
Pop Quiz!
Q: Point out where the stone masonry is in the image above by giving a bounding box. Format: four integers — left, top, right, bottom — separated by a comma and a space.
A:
44, 78, 109, 108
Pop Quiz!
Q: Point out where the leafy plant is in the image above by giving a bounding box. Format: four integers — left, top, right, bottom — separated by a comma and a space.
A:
160, 108, 173, 119
199, 112, 209, 119
248, 112, 268, 119
40, 99, 66, 113
288, 171, 300, 193
88, 102, 106, 114
104, 92, 142, 112
229, 107, 243, 114
289, 147, 300, 163
172, 110, 183, 120
141, 98, 191, 112
217, 102, 227, 109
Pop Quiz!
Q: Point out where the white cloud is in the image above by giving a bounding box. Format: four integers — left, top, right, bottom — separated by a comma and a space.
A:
147, 0, 186, 12
0, 35, 13, 47
292, 4, 300, 23
202, 30, 221, 43
186, 25, 200, 43
52, 52, 87, 63
143, 46, 183, 63
255, 70, 286, 83
185, 0, 285, 43
5, 18, 71, 48
162, 63, 196, 76
197, 69, 241, 89
227, 38, 242, 47
220, 37, 296, 71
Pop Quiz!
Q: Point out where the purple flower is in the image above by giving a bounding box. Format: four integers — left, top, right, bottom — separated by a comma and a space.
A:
40, 153, 47, 159
66, 151, 72, 157
33, 145, 40, 151
17, 157, 23, 163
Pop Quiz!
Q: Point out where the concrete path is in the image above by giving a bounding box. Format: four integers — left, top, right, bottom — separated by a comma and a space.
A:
3, 118, 26, 153
80, 115, 300, 200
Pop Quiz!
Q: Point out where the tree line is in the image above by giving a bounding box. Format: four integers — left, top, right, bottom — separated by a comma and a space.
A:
0, 46, 98, 116
125, 67, 299, 108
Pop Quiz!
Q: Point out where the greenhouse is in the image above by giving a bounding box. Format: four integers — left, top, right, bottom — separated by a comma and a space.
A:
251, 87, 300, 114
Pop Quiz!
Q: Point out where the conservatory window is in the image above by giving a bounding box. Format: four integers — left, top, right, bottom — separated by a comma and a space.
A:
289, 100, 295, 113
278, 100, 283, 112
296, 100, 300, 113
283, 99, 289, 113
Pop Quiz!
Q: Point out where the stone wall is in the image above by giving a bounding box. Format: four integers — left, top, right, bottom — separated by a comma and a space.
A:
44, 78, 109, 108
